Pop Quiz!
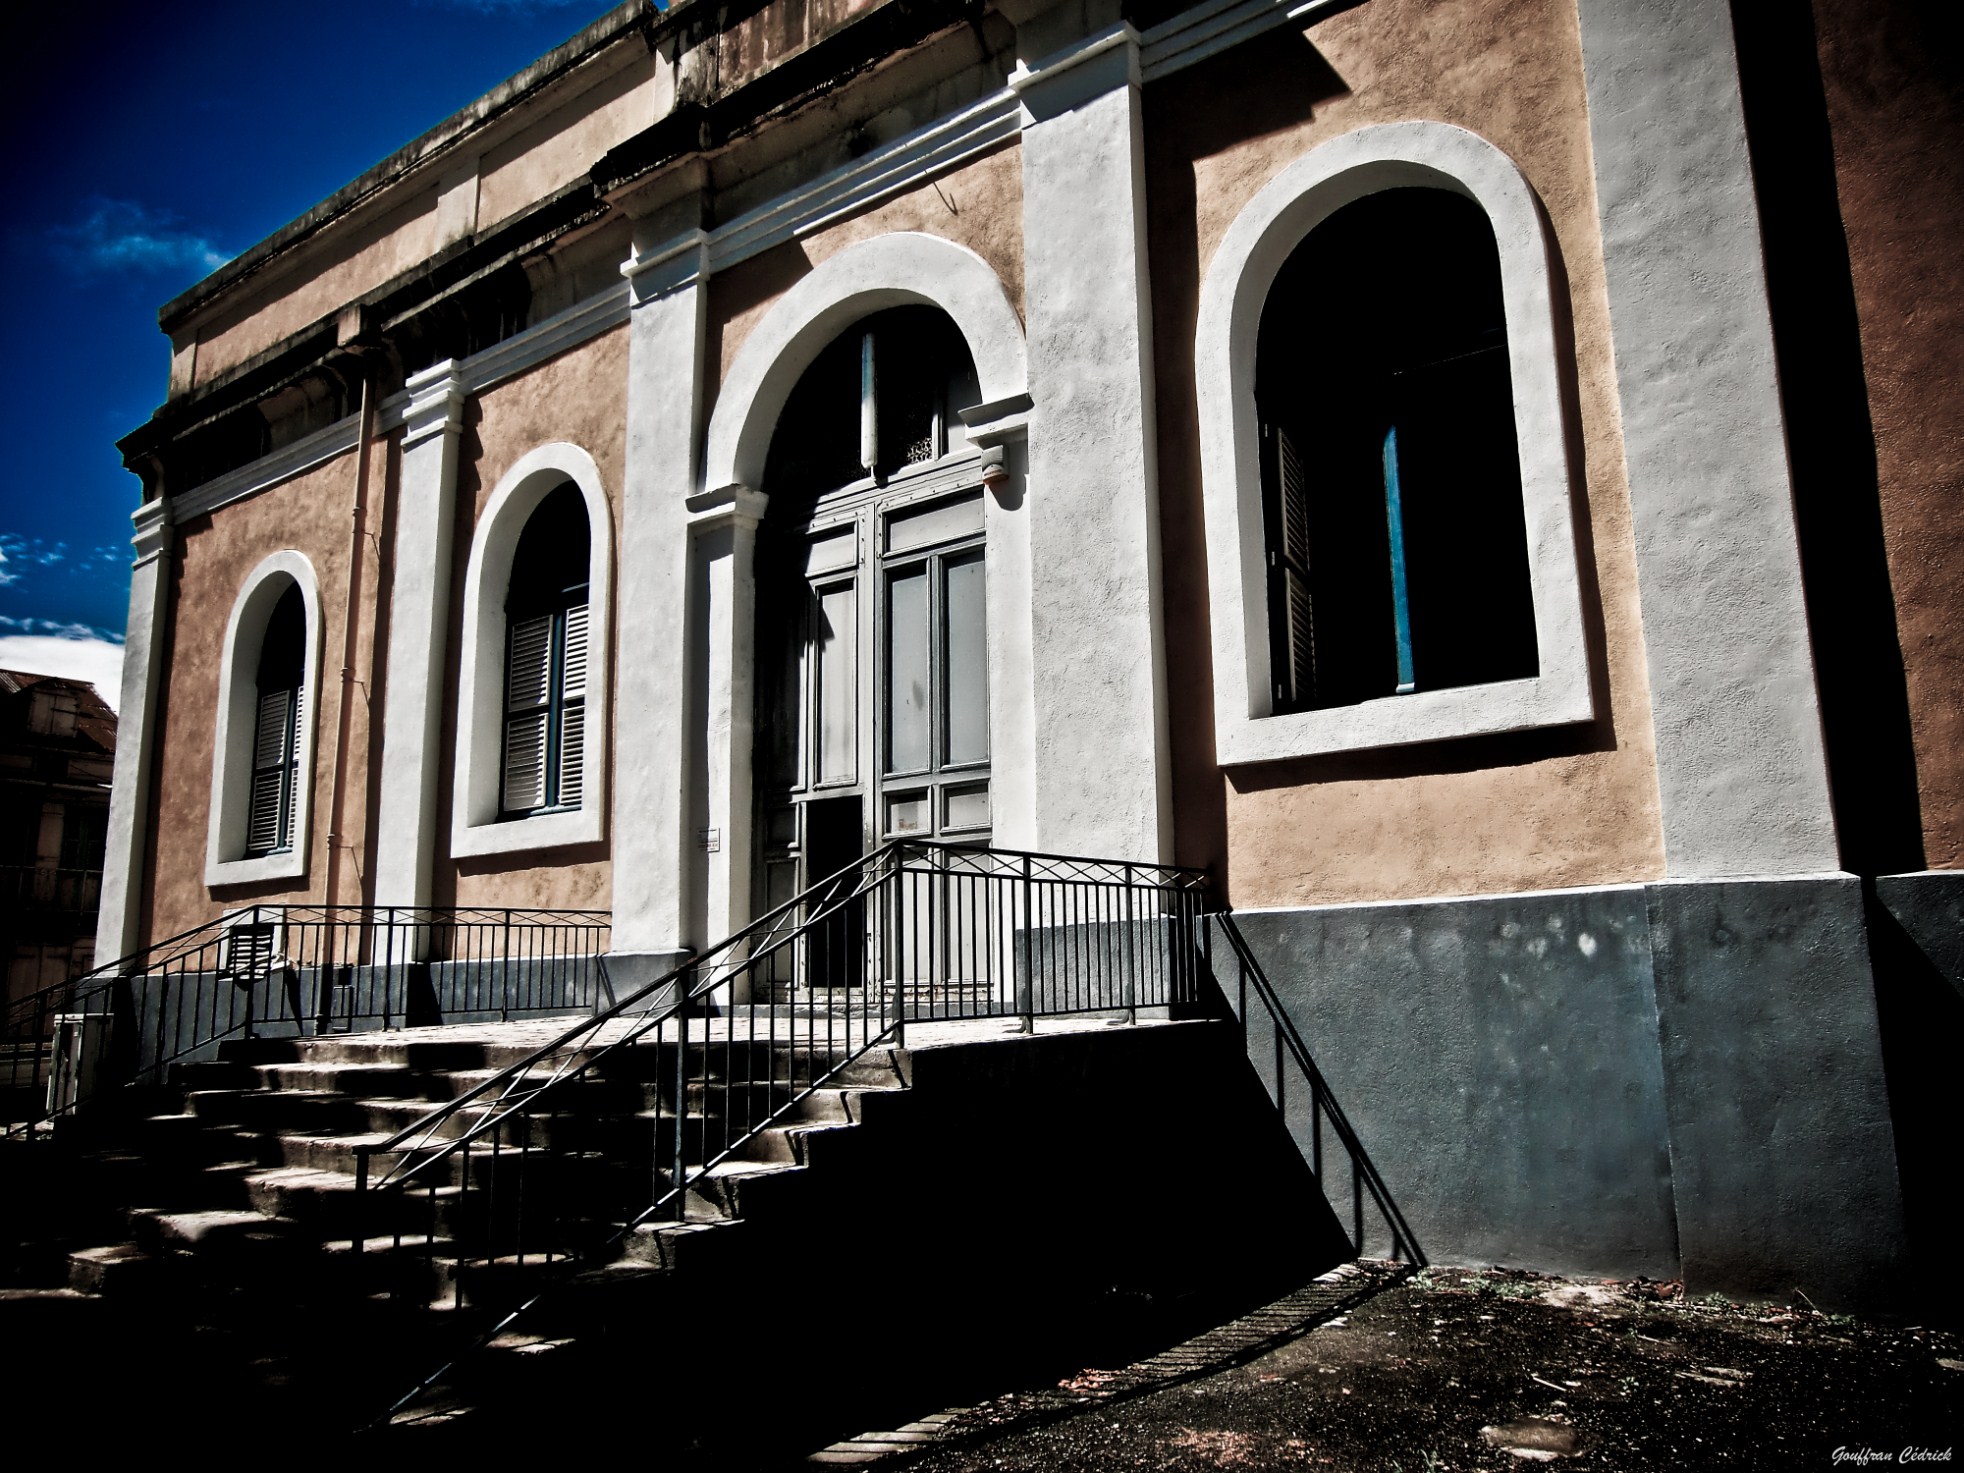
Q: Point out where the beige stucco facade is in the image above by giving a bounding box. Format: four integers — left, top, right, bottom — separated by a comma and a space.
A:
93, 0, 1951, 945
120, 0, 1960, 939
84, 0, 1959, 1323
1149, 0, 1661, 907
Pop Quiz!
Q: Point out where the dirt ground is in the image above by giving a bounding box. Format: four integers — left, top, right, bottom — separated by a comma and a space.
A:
841, 1265, 1961, 1471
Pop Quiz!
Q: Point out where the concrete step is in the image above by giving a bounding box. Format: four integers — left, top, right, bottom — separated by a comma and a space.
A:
246, 1061, 460, 1099
241, 1165, 468, 1233
185, 1088, 375, 1133
732, 1120, 860, 1167
685, 1158, 809, 1220
68, 1242, 167, 1295
222, 1037, 549, 1071
619, 1216, 747, 1272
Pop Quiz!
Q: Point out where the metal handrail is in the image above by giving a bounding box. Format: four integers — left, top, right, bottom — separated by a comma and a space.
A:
353, 846, 905, 1177
2, 903, 612, 1138
354, 837, 1209, 1252
354, 840, 1212, 1426
1205, 910, 1422, 1265
358, 840, 1206, 1186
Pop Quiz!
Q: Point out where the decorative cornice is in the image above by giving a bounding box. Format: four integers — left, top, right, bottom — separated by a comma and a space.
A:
458, 282, 631, 398
172, 415, 359, 523
161, 0, 1348, 524
130, 498, 174, 566
1008, 22, 1142, 96
399, 360, 471, 449
686, 483, 771, 528
706, 95, 1017, 274
624, 229, 711, 304
1139, 0, 1354, 81
959, 392, 1034, 448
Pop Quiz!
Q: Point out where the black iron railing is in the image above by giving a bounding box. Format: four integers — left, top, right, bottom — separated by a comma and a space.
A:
1204, 913, 1421, 1265
352, 841, 1210, 1327
1, 904, 611, 1138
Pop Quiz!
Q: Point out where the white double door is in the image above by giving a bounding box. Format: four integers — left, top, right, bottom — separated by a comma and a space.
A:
757, 484, 992, 986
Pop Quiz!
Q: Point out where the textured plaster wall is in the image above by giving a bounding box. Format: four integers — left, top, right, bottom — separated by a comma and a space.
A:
476, 58, 663, 230
143, 446, 383, 943
185, 52, 659, 393
1810, 0, 1964, 868
190, 192, 442, 388
1230, 874, 1911, 1311
427, 324, 630, 912
709, 143, 1025, 392
1146, 0, 1662, 908
708, 0, 892, 98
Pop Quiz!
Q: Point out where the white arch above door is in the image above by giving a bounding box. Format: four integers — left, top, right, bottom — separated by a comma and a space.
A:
701, 232, 1029, 498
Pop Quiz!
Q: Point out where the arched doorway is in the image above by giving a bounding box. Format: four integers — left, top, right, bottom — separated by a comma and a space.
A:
753, 306, 991, 979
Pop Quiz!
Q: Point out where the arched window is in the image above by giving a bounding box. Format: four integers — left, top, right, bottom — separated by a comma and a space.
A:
1195, 123, 1593, 765
205, 551, 321, 886
451, 442, 611, 860
500, 483, 590, 817
1257, 188, 1537, 713
246, 583, 306, 854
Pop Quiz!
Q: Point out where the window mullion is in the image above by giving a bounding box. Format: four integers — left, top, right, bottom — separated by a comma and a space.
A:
545, 608, 566, 808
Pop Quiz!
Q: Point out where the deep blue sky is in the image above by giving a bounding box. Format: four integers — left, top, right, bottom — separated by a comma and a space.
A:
0, 0, 621, 699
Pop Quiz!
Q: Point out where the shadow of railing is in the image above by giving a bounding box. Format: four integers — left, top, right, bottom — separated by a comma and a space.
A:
1200, 910, 1423, 1267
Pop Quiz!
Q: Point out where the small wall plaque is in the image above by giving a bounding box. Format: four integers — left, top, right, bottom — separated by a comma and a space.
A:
699, 827, 721, 853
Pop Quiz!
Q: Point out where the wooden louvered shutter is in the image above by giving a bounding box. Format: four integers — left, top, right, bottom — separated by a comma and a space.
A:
1265, 421, 1317, 709
556, 602, 588, 809
247, 687, 294, 855
503, 614, 553, 813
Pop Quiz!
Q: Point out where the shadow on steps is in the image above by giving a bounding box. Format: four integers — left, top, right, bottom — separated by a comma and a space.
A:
375, 1020, 1358, 1461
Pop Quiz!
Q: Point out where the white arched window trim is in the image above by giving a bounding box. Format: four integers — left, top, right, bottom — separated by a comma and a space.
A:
205, 550, 323, 886
452, 442, 614, 859
702, 231, 1032, 496
1196, 120, 1594, 765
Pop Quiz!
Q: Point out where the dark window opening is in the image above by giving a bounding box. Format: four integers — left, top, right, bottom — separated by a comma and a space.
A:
764, 306, 981, 514
1257, 187, 1538, 714
245, 582, 306, 856
59, 804, 107, 872
501, 482, 591, 818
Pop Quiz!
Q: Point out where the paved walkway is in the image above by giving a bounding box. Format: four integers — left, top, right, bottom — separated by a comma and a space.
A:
797, 1265, 1961, 1472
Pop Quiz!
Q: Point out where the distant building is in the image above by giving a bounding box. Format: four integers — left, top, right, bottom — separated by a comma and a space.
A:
88, 0, 1963, 1315
0, 671, 114, 1008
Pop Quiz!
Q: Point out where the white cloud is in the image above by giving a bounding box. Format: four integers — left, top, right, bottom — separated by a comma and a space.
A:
0, 634, 125, 711
49, 197, 230, 278
0, 547, 12, 587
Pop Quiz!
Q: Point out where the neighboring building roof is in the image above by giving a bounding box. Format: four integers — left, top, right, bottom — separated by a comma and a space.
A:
0, 670, 118, 756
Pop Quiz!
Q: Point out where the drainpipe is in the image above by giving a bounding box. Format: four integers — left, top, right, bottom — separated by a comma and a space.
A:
322, 367, 376, 914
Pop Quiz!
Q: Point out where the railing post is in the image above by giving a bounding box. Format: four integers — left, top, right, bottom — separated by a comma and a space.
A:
500, 910, 513, 1024
1122, 864, 1136, 1025
1018, 855, 1034, 1035
353, 1149, 367, 1258
892, 859, 907, 1050
243, 905, 261, 1043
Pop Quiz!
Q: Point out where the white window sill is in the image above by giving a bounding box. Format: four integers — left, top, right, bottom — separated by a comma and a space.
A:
206, 849, 306, 888
1217, 672, 1594, 767
451, 805, 603, 859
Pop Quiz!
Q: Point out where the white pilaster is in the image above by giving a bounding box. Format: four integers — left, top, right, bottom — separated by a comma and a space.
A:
372, 362, 468, 910
95, 498, 173, 966
690, 484, 769, 944
1014, 21, 1173, 862
612, 232, 712, 961
1576, 0, 1839, 877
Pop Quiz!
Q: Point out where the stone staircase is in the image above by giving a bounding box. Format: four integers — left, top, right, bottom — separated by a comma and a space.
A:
3, 1015, 1346, 1453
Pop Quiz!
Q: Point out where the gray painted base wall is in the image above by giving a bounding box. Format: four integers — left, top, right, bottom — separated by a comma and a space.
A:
1222, 874, 1912, 1312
